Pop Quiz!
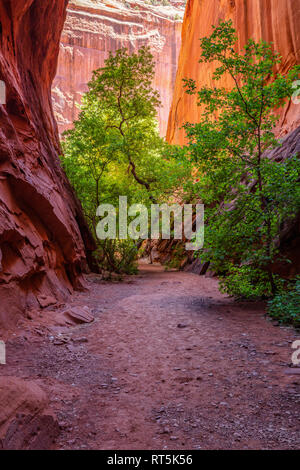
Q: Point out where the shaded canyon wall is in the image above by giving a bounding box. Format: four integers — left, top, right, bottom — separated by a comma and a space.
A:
0, 0, 95, 327
52, 0, 185, 136
167, 0, 300, 145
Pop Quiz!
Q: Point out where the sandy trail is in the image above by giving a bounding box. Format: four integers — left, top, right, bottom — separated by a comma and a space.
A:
3, 264, 300, 449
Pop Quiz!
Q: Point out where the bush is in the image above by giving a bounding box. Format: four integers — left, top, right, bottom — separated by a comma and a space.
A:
165, 244, 185, 271
267, 277, 300, 327
94, 239, 138, 275
219, 265, 281, 300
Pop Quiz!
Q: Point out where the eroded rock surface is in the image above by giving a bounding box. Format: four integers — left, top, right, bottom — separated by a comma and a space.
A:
0, 0, 95, 327
0, 376, 59, 450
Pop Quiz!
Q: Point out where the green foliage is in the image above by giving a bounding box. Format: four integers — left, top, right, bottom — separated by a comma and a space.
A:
268, 278, 300, 327
183, 20, 300, 299
219, 266, 283, 300
61, 47, 191, 273
164, 244, 185, 271
94, 239, 139, 275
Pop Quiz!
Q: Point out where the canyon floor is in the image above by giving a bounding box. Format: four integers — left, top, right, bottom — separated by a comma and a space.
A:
2, 263, 300, 450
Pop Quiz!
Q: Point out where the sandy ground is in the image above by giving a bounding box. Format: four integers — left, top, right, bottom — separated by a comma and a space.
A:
2, 264, 300, 450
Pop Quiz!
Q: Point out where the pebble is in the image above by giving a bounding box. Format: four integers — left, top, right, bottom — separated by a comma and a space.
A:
72, 337, 88, 343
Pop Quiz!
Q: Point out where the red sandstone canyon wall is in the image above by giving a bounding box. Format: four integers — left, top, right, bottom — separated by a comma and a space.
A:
0, 0, 95, 327
52, 0, 185, 137
167, 0, 300, 145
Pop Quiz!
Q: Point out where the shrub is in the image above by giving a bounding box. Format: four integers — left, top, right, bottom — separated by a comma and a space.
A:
219, 265, 280, 300
94, 239, 138, 275
267, 277, 300, 327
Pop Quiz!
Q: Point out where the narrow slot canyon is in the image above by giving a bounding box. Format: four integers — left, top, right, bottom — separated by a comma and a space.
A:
0, 0, 299, 452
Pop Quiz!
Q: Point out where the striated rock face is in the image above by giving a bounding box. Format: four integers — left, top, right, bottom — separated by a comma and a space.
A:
0, 0, 95, 327
167, 0, 300, 145
52, 0, 185, 136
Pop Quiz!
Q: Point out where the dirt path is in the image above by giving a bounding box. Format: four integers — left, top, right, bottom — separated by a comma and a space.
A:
3, 264, 300, 449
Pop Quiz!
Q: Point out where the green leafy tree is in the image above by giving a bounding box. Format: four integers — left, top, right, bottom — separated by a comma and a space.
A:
61, 47, 191, 273
183, 21, 300, 298
87, 46, 162, 203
